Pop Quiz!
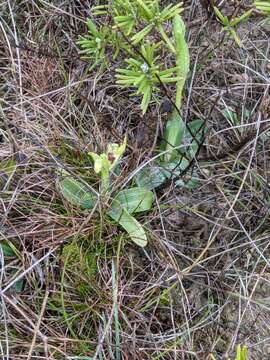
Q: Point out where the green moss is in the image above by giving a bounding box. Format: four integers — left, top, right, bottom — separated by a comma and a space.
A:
62, 241, 98, 281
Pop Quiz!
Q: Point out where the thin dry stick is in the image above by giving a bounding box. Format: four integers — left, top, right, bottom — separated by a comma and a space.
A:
27, 290, 49, 360
7, 0, 22, 100
2, 293, 44, 338
229, 261, 269, 353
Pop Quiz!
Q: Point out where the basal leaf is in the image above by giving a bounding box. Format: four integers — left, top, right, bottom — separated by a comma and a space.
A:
57, 169, 97, 209
134, 158, 190, 190
107, 207, 147, 247
184, 119, 205, 158
186, 119, 205, 135
163, 110, 185, 162
175, 176, 200, 189
111, 187, 154, 214
134, 163, 167, 190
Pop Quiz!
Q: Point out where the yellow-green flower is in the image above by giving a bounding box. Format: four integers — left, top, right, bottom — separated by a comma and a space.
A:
89, 137, 127, 191
89, 153, 109, 174
89, 137, 127, 174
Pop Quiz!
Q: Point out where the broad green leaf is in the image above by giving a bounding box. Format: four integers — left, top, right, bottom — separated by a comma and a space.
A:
107, 207, 147, 247
186, 119, 205, 135
160, 158, 189, 178
0, 242, 24, 292
9, 268, 24, 293
173, 15, 190, 109
57, 169, 97, 209
160, 160, 201, 189
110, 187, 154, 214
163, 110, 185, 162
134, 163, 167, 190
134, 158, 191, 190
175, 176, 200, 189
184, 119, 205, 158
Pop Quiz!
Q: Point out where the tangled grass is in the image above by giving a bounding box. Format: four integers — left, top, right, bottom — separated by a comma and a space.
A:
1, 1, 270, 359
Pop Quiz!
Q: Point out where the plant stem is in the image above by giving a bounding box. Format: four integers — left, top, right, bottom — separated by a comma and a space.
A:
101, 169, 110, 192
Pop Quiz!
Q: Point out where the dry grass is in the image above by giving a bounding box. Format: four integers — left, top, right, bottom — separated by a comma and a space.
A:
1, 0, 270, 359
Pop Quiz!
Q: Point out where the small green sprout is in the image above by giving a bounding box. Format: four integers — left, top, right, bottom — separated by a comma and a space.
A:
233, 345, 248, 360
209, 344, 248, 360
214, 6, 253, 46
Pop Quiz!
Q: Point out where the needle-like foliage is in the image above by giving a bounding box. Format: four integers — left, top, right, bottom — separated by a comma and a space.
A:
78, 0, 184, 114
116, 43, 179, 114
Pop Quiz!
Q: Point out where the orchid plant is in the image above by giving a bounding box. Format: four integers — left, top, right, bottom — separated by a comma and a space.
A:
58, 138, 153, 247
